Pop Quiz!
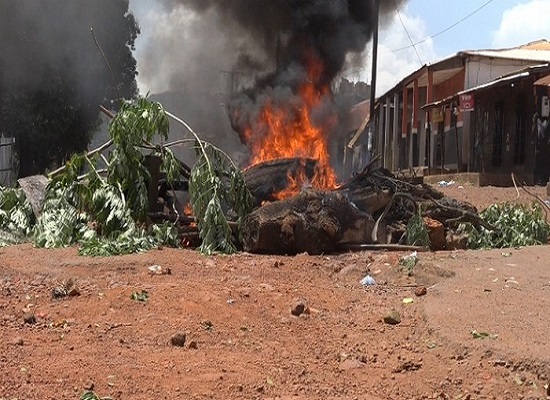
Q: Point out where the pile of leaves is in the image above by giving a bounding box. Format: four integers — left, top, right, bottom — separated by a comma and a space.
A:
0, 97, 253, 256
464, 202, 550, 249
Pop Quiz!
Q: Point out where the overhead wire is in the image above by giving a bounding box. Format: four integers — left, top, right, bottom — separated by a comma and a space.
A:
395, 5, 424, 66
391, 0, 497, 53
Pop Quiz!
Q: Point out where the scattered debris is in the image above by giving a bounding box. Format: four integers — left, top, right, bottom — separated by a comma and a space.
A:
437, 180, 456, 187
52, 278, 80, 299
338, 358, 366, 371
23, 313, 36, 325
290, 298, 309, 316
392, 360, 422, 373
130, 290, 149, 302
414, 286, 428, 297
80, 390, 111, 400
399, 251, 419, 276
170, 332, 187, 347
383, 310, 401, 325
471, 330, 498, 340
201, 320, 214, 331
148, 265, 172, 275
359, 274, 376, 286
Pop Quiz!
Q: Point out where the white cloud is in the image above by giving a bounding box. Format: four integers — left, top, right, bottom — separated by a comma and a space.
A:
492, 0, 550, 48
347, 7, 438, 96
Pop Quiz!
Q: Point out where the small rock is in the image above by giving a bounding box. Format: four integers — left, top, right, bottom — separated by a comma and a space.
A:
383, 310, 401, 325
67, 287, 81, 297
415, 286, 427, 297
13, 337, 24, 346
188, 340, 198, 350
338, 358, 365, 371
170, 332, 186, 347
546, 382, 550, 397
83, 381, 95, 391
290, 298, 309, 316
23, 313, 36, 325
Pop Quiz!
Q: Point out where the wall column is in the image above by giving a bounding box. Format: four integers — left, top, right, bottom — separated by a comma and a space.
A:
384, 97, 391, 168
410, 78, 419, 168
392, 92, 400, 171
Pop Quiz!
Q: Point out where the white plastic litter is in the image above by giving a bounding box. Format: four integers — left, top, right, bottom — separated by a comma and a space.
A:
360, 275, 376, 286
437, 180, 455, 187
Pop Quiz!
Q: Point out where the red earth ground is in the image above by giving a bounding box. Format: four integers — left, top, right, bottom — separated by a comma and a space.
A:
0, 184, 549, 400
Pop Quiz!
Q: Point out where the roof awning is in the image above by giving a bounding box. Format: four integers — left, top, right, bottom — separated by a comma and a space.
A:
422, 94, 457, 110
422, 71, 530, 110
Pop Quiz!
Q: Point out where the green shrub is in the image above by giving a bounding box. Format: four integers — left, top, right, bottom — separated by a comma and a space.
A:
466, 202, 550, 249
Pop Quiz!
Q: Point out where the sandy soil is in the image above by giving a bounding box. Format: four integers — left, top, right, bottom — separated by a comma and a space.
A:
0, 184, 549, 400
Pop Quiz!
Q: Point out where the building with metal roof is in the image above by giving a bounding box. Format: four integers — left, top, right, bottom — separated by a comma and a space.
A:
364, 40, 550, 185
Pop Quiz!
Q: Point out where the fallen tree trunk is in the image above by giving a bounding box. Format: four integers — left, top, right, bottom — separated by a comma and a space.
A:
241, 190, 385, 255
243, 157, 319, 206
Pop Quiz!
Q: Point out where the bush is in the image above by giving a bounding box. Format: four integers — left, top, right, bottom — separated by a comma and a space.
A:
466, 202, 550, 249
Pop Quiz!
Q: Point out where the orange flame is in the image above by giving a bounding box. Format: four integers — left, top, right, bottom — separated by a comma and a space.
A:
244, 52, 338, 199
183, 203, 193, 216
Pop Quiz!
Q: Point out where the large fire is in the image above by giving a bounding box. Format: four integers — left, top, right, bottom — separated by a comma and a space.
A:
243, 52, 338, 199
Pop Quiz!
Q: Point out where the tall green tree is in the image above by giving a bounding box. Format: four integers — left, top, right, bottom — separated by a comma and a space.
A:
0, 0, 140, 177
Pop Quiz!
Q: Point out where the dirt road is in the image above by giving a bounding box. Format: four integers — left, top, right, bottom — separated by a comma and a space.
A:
0, 184, 549, 399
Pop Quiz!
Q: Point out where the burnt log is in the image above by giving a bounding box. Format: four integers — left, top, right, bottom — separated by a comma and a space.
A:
243, 157, 319, 205
241, 190, 385, 255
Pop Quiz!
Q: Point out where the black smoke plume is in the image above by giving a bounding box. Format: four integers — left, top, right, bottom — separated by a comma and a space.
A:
142, 0, 405, 166
173, 0, 404, 148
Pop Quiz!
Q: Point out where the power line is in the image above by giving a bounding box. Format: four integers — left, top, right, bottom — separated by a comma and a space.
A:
395, 6, 424, 66
391, 0, 497, 53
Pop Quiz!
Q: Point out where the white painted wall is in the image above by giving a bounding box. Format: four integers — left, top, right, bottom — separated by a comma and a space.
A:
465, 57, 540, 88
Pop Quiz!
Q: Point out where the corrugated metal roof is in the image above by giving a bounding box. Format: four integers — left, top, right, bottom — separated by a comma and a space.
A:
461, 39, 550, 62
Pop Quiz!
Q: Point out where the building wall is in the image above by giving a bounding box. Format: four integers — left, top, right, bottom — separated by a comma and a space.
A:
465, 57, 538, 88
472, 81, 536, 180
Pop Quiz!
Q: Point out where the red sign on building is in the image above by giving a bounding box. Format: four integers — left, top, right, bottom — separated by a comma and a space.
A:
459, 94, 474, 112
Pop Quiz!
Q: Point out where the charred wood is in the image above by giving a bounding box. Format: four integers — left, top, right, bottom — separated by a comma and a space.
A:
243, 157, 319, 206
241, 190, 386, 255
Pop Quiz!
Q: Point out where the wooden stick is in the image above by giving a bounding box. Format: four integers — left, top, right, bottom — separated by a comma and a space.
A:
512, 173, 550, 220
510, 172, 520, 199
337, 243, 428, 252
48, 139, 113, 178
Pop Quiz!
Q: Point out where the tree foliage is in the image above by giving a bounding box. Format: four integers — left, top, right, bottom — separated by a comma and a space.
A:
1, 97, 253, 256
0, 0, 140, 177
30, 97, 179, 255
189, 141, 254, 255
464, 202, 550, 249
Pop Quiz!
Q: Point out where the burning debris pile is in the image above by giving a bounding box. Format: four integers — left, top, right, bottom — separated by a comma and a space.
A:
1, 97, 548, 256
240, 159, 487, 254
225, 0, 403, 194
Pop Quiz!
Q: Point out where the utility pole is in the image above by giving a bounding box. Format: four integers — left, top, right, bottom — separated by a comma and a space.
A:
368, 0, 379, 164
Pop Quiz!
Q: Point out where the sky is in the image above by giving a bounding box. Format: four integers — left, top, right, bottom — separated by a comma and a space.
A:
129, 0, 550, 96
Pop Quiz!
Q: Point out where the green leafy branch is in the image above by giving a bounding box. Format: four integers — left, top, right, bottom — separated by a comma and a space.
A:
165, 111, 254, 255
464, 202, 550, 249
